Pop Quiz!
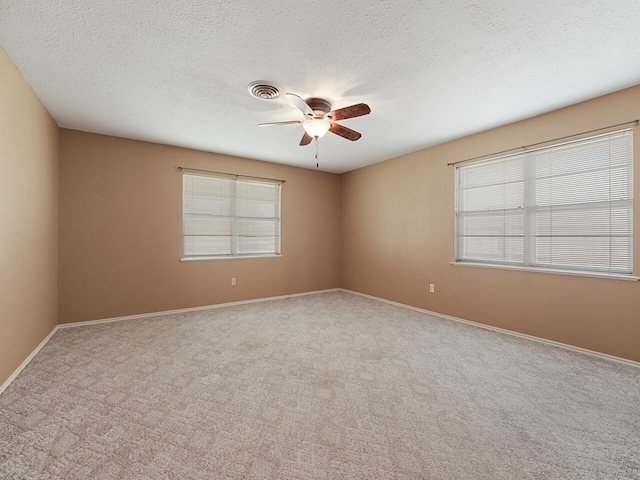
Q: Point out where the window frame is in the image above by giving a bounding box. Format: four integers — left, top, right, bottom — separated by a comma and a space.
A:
181, 172, 282, 260
454, 129, 635, 278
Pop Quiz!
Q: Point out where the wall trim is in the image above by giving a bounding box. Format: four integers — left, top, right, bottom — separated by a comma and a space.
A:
58, 288, 342, 329
341, 288, 640, 369
0, 325, 59, 396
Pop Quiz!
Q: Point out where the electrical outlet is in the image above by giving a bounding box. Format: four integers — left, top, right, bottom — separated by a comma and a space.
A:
231, 277, 236, 286
429, 284, 435, 293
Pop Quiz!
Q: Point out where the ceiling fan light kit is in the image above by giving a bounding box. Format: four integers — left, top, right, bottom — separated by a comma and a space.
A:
303, 118, 330, 138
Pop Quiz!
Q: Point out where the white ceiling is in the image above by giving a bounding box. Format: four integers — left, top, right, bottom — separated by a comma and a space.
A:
2, 1, 640, 173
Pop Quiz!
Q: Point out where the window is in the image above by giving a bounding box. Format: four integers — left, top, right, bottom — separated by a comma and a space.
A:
182, 173, 281, 258
455, 129, 634, 275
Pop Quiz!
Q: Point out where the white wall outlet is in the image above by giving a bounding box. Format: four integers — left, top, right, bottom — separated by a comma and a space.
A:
429, 284, 435, 293
231, 277, 236, 286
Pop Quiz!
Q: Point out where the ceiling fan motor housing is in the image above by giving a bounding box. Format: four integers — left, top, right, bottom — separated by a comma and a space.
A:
305, 97, 332, 117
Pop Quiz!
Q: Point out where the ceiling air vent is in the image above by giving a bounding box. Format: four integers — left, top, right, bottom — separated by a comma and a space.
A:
248, 81, 281, 100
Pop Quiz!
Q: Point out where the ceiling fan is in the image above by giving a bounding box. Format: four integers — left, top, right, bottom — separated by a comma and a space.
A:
258, 93, 371, 146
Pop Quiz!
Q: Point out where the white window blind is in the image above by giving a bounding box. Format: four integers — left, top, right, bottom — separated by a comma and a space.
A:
455, 129, 634, 275
182, 173, 281, 258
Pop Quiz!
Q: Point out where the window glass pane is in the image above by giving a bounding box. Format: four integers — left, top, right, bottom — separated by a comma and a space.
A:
237, 236, 278, 254
462, 181, 524, 211
534, 236, 631, 273
236, 180, 278, 200
237, 199, 278, 218
459, 236, 524, 264
187, 195, 231, 216
183, 215, 232, 236
183, 235, 232, 256
237, 219, 278, 236
535, 167, 629, 207
460, 155, 525, 188
458, 211, 524, 236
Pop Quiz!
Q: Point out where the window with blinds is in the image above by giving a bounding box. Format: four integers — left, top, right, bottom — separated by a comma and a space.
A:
455, 129, 634, 275
182, 173, 281, 258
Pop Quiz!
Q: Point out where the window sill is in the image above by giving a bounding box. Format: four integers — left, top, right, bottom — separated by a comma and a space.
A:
181, 254, 283, 262
450, 261, 639, 282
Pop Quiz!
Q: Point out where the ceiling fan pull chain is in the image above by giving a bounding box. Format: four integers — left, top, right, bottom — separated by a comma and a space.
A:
315, 137, 319, 168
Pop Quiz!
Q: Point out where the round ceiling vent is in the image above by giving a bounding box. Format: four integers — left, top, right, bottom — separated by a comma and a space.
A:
248, 81, 280, 100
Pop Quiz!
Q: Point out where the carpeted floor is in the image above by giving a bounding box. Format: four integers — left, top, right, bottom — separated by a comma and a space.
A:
1, 290, 639, 479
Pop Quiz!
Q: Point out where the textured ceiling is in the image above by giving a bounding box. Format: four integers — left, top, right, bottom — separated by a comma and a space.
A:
2, 1, 640, 173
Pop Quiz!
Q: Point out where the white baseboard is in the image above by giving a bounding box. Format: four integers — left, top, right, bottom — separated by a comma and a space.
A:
0, 325, 59, 396
58, 288, 342, 329
341, 288, 640, 369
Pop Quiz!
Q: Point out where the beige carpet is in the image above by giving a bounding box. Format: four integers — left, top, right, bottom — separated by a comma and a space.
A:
1, 291, 638, 479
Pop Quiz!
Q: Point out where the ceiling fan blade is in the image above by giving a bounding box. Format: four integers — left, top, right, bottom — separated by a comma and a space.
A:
329, 103, 371, 121
299, 132, 313, 146
285, 93, 314, 118
329, 123, 362, 141
258, 120, 301, 127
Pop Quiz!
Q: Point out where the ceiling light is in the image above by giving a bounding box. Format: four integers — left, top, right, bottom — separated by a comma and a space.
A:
303, 119, 330, 138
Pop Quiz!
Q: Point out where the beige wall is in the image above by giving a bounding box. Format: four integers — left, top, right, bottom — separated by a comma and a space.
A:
342, 85, 640, 362
58, 130, 342, 323
3, 42, 640, 385
0, 48, 59, 385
